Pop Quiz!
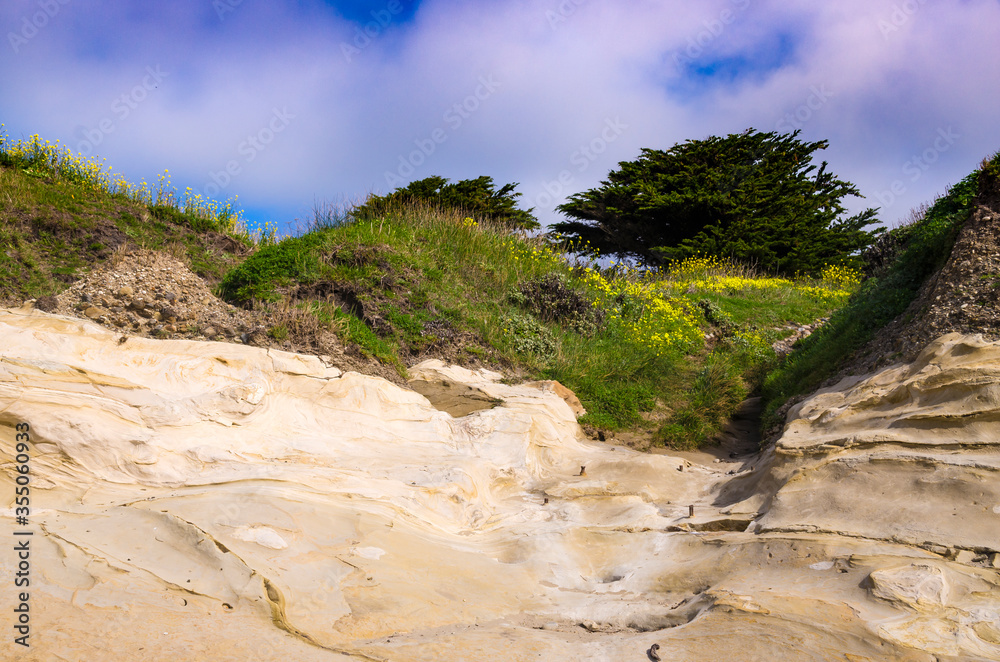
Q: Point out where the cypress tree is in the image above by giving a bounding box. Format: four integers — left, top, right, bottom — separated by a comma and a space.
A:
554, 130, 879, 274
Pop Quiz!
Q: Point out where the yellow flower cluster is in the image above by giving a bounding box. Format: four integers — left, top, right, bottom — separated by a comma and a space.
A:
501, 236, 565, 272
462, 217, 478, 228
579, 266, 702, 355
493, 235, 702, 354
677, 274, 796, 295
665, 254, 735, 280
820, 263, 863, 289
658, 255, 859, 305
2, 131, 124, 198
0, 127, 274, 246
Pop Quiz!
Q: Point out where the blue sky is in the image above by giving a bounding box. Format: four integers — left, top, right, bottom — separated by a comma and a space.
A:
2, 0, 999, 236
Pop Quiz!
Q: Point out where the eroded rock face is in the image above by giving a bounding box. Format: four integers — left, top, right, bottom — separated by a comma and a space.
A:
757, 333, 1000, 554
1, 309, 999, 661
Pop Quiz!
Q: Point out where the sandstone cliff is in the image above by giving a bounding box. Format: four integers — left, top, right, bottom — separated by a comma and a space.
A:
2, 305, 999, 661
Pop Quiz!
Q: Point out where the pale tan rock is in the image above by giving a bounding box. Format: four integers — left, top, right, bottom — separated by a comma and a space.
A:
2, 310, 1000, 661
869, 564, 948, 608
525, 379, 587, 417
755, 333, 1000, 555
408, 360, 506, 417
953, 549, 977, 564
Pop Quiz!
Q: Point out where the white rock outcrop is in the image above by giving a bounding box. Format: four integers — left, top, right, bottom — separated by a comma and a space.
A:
2, 308, 999, 660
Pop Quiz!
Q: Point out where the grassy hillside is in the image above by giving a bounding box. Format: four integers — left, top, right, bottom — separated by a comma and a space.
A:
0, 127, 861, 449
0, 129, 273, 305
761, 151, 1000, 428
213, 204, 856, 448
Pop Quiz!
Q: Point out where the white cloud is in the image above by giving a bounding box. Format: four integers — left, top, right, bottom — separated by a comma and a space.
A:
1, 0, 997, 232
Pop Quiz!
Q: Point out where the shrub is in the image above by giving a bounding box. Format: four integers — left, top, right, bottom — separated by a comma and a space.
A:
500, 312, 557, 361
696, 298, 734, 331
217, 231, 327, 305
354, 175, 539, 230
515, 273, 605, 335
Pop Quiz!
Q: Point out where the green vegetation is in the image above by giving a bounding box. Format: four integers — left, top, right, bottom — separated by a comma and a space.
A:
218, 201, 858, 445
0, 128, 271, 244
0, 127, 276, 303
354, 175, 539, 230
554, 129, 880, 275
8, 123, 993, 452
761, 163, 990, 425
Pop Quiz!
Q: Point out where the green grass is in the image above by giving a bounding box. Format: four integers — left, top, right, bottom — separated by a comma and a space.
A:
761, 164, 989, 426
219, 203, 577, 372
543, 325, 678, 429
8, 124, 938, 451
216, 201, 856, 446
656, 353, 747, 448
0, 127, 279, 303
681, 289, 832, 329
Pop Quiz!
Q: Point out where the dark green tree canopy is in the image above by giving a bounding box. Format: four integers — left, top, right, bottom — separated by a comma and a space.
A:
356, 175, 539, 231
553, 130, 880, 275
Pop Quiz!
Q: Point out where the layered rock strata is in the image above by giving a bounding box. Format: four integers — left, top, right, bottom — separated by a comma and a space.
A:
1, 308, 998, 661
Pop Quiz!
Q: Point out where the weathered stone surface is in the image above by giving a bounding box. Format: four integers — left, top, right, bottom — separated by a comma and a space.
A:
754, 333, 1000, 557
408, 360, 505, 416
2, 309, 1000, 661
526, 379, 587, 416
84, 305, 107, 319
